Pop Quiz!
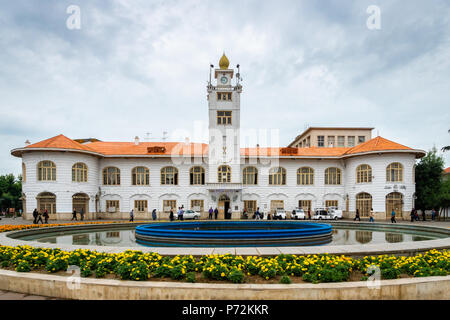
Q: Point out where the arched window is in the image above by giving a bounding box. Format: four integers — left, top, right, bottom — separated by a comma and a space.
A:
161, 167, 178, 185
36, 192, 56, 214
356, 164, 372, 183
269, 167, 286, 185
324, 167, 341, 185
190, 166, 205, 185
132, 167, 149, 185
297, 167, 314, 185
218, 165, 231, 183
243, 166, 258, 185
386, 192, 403, 216
37, 161, 56, 181
356, 192, 372, 217
72, 163, 88, 182
22, 163, 26, 183
386, 162, 403, 182
103, 167, 120, 185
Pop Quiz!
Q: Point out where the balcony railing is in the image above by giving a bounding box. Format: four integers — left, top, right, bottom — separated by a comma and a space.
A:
206, 183, 242, 190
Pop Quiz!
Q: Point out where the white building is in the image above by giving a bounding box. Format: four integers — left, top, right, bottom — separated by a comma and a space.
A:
11, 54, 425, 221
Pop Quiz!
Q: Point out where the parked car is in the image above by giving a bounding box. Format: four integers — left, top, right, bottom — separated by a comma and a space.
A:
182, 209, 201, 220
312, 207, 340, 220
291, 208, 306, 220
327, 206, 343, 219
273, 209, 287, 220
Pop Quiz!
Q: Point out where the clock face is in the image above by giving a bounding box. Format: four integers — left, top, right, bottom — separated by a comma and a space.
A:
220, 76, 228, 84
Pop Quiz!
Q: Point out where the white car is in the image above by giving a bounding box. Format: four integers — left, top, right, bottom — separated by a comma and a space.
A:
291, 208, 306, 220
181, 209, 201, 220
312, 207, 340, 220
273, 209, 287, 220
327, 206, 343, 219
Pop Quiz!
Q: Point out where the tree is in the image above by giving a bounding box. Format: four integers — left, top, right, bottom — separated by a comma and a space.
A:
415, 149, 444, 211
0, 174, 22, 211
442, 129, 450, 152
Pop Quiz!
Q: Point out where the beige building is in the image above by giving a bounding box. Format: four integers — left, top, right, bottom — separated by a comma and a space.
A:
288, 127, 374, 148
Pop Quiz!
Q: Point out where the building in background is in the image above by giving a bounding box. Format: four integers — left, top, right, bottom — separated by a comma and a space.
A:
288, 127, 374, 148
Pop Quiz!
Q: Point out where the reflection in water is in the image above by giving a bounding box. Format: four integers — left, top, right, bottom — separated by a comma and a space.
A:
33, 227, 438, 247
385, 233, 404, 243
355, 231, 373, 244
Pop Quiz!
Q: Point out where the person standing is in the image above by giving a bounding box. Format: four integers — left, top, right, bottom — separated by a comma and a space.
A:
43, 209, 49, 224
169, 208, 174, 221
255, 207, 260, 220
369, 208, 375, 223
391, 209, 397, 223
354, 209, 361, 221
80, 207, 84, 221
71, 209, 77, 221
410, 208, 416, 222
308, 209, 311, 220
421, 209, 426, 221
152, 209, 157, 221
177, 207, 181, 220
208, 207, 213, 219
129, 209, 134, 222
431, 208, 436, 221
179, 207, 184, 221
214, 207, 218, 220
32, 208, 38, 224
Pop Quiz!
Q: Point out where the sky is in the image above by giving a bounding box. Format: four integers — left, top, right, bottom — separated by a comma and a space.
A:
0, 0, 449, 175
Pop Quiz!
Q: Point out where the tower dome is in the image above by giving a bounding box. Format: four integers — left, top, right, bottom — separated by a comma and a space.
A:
219, 53, 230, 69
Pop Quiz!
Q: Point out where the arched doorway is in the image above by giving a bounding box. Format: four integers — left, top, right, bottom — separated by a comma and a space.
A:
386, 192, 403, 218
36, 192, 56, 214
356, 192, 372, 217
73, 193, 89, 216
218, 194, 230, 219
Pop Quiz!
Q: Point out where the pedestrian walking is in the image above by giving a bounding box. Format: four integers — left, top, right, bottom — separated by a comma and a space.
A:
169, 208, 174, 221
255, 208, 260, 220
36, 210, 44, 224
43, 209, 49, 224
431, 208, 436, 221
308, 209, 311, 220
80, 208, 84, 221
208, 207, 213, 219
179, 207, 184, 221
391, 209, 397, 223
32, 208, 38, 224
71, 209, 77, 221
129, 209, 134, 222
214, 207, 218, 220
354, 209, 361, 221
369, 208, 375, 222
414, 209, 419, 221
152, 209, 157, 221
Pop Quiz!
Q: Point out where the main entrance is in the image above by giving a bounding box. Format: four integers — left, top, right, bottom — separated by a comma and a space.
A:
73, 193, 89, 216
218, 194, 230, 219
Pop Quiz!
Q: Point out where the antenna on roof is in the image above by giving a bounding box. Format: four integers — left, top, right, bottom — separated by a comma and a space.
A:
145, 132, 151, 142
377, 130, 380, 137
162, 131, 168, 142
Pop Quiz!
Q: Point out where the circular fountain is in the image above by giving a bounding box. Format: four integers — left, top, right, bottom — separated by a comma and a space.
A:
135, 221, 333, 247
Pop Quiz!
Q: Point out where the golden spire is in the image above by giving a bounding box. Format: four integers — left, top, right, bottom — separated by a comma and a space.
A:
219, 53, 230, 69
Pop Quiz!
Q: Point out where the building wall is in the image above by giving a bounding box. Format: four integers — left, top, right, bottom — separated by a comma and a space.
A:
292, 129, 373, 148
19, 150, 417, 221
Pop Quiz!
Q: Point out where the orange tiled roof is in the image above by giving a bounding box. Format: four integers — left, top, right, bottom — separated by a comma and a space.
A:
444, 167, 450, 174
18, 135, 418, 158
25, 134, 96, 153
343, 136, 412, 155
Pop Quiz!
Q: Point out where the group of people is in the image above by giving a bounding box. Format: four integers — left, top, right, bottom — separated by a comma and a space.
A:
410, 208, 439, 222
169, 207, 185, 221
353, 208, 376, 222
32, 208, 49, 224
71, 208, 85, 221
129, 208, 157, 222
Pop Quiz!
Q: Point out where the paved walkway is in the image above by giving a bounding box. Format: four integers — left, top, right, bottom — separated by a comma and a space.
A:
0, 289, 59, 300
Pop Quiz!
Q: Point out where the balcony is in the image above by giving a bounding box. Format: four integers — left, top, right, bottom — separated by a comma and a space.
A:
206, 183, 242, 191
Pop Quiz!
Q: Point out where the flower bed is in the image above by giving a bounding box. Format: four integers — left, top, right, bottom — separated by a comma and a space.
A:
0, 244, 448, 284
0, 221, 143, 233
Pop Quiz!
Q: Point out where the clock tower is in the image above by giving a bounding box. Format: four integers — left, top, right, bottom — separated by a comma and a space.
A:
207, 53, 242, 186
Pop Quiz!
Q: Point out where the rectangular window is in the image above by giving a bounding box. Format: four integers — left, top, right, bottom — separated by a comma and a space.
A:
244, 200, 257, 213
217, 92, 232, 101
317, 136, 324, 147
325, 200, 338, 208
298, 200, 312, 211
270, 200, 284, 214
358, 136, 366, 144
134, 200, 148, 213
217, 111, 232, 125
106, 200, 120, 213
190, 199, 204, 212
337, 136, 345, 147
328, 136, 335, 147
163, 200, 177, 213
306, 136, 310, 147
348, 136, 355, 147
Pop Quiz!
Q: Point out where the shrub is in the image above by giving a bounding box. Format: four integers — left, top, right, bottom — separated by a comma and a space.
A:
186, 272, 196, 283
228, 268, 244, 283
280, 275, 292, 284
16, 261, 31, 272
45, 257, 68, 273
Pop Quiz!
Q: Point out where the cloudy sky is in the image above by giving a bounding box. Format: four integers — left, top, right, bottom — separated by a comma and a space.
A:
0, 0, 449, 175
